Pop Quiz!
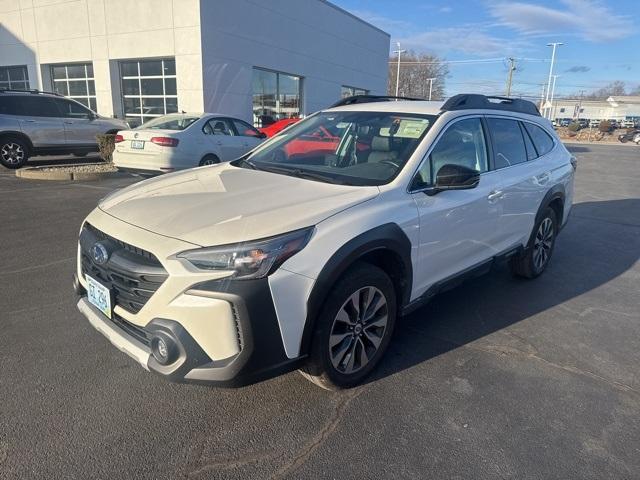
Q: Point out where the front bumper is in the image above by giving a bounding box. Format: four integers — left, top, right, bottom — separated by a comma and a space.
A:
75, 273, 305, 387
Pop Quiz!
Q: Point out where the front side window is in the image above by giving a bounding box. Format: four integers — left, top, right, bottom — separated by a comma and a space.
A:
412, 117, 488, 189
231, 119, 262, 138
252, 68, 301, 127
486, 117, 527, 169
235, 111, 436, 186
54, 98, 92, 119
51, 63, 96, 111
0, 65, 29, 90
120, 58, 177, 128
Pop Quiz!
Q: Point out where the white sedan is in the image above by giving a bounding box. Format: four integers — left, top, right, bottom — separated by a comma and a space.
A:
113, 113, 267, 175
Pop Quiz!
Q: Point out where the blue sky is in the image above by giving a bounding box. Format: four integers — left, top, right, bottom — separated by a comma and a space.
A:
333, 0, 639, 99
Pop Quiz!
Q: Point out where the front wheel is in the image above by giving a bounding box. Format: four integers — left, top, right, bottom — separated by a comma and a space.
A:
300, 263, 396, 390
509, 207, 557, 279
0, 137, 29, 169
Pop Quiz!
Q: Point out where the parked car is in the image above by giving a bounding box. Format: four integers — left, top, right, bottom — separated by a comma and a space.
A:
0, 89, 128, 169
588, 119, 600, 128
74, 94, 575, 390
258, 117, 300, 137
577, 119, 588, 129
618, 129, 640, 144
621, 119, 635, 129
559, 118, 571, 127
113, 113, 267, 175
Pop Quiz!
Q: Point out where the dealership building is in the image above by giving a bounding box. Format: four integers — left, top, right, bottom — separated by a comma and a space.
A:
0, 0, 389, 127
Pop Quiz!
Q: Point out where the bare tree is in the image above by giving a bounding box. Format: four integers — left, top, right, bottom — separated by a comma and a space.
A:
388, 50, 449, 100
583, 81, 627, 100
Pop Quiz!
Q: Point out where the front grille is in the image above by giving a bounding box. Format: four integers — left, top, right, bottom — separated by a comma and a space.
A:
80, 223, 168, 314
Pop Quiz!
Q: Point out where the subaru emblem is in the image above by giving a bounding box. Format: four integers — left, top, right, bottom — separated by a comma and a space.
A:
134, 132, 139, 139
91, 242, 109, 265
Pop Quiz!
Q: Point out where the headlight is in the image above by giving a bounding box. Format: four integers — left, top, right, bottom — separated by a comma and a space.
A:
177, 227, 314, 280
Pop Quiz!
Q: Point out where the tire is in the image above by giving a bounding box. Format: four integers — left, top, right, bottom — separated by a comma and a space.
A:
0, 136, 29, 169
633, 133, 640, 144
199, 154, 220, 166
299, 262, 397, 390
509, 206, 558, 279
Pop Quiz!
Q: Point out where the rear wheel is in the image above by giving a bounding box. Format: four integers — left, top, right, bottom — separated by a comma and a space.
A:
509, 207, 557, 279
0, 137, 29, 169
300, 263, 396, 390
199, 154, 220, 166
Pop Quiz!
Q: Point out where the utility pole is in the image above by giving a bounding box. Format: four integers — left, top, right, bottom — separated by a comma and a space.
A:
505, 57, 516, 97
539, 84, 546, 112
545, 42, 563, 119
393, 42, 406, 98
426, 77, 436, 101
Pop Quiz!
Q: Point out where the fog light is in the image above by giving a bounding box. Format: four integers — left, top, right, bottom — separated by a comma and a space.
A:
151, 334, 178, 365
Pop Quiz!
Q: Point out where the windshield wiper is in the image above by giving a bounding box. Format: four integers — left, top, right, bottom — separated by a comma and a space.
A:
253, 164, 347, 185
234, 157, 258, 170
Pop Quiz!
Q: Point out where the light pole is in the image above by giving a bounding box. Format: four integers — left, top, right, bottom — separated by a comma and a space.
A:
550, 74, 559, 121
393, 42, 406, 98
427, 77, 436, 100
545, 42, 563, 118
505, 57, 516, 97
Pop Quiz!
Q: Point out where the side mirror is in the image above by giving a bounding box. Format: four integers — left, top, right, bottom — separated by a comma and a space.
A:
424, 164, 480, 196
257, 132, 267, 139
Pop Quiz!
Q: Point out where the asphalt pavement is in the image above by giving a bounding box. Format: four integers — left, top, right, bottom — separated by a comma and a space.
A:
0, 143, 639, 479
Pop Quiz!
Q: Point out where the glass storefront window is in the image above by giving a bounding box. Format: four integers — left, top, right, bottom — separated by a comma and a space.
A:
0, 65, 30, 91
120, 58, 177, 128
252, 68, 301, 127
51, 63, 96, 111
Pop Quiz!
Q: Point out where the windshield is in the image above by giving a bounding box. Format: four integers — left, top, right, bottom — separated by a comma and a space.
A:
233, 111, 436, 186
137, 114, 200, 131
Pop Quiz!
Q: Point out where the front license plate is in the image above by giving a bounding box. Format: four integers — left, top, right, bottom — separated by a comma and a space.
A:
131, 140, 145, 149
86, 275, 112, 319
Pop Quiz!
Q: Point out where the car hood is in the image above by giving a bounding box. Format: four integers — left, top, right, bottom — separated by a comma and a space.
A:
99, 164, 379, 246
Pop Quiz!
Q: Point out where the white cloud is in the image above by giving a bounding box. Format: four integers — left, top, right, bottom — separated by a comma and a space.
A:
488, 0, 634, 42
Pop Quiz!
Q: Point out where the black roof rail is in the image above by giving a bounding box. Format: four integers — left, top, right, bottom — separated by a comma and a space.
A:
441, 94, 540, 116
330, 94, 423, 108
0, 88, 63, 97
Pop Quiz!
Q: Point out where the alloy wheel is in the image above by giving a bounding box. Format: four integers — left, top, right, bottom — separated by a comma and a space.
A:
329, 286, 388, 374
1, 143, 24, 165
533, 217, 554, 271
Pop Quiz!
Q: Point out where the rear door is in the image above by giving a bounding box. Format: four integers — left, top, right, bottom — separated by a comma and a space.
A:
10, 96, 66, 148
411, 116, 503, 294
53, 98, 99, 146
202, 117, 246, 160
485, 116, 550, 249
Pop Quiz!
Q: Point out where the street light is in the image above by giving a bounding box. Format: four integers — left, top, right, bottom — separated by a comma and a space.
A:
393, 42, 406, 98
550, 75, 559, 121
545, 42, 563, 119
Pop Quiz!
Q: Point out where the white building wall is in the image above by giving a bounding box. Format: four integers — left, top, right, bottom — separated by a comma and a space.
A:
199, 0, 390, 122
0, 0, 203, 117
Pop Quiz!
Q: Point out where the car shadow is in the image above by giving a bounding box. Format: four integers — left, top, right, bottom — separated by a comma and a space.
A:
564, 145, 592, 153
364, 198, 640, 385
25, 154, 103, 167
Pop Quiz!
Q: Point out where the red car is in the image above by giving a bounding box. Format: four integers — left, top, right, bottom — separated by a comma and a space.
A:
258, 118, 300, 137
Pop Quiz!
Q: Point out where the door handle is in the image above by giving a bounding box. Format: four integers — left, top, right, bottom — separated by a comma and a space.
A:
64, 121, 74, 124
536, 172, 550, 184
487, 190, 503, 201
216, 141, 223, 145
23, 119, 36, 123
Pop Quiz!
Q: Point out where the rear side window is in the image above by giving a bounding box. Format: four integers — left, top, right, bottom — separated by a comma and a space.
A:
0, 96, 59, 117
487, 117, 527, 169
520, 123, 537, 161
0, 96, 22, 115
523, 123, 554, 157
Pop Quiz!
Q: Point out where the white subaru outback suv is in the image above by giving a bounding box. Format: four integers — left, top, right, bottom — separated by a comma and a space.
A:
74, 94, 575, 390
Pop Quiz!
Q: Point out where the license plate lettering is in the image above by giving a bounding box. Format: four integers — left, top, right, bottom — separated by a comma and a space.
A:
131, 140, 145, 149
86, 275, 112, 319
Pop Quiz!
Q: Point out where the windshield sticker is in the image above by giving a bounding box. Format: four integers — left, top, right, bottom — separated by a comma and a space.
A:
379, 119, 430, 138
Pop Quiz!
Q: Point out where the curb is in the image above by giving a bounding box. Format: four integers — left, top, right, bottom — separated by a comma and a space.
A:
15, 163, 121, 181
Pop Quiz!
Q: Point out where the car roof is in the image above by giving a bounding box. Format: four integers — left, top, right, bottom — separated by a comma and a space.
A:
326, 100, 444, 116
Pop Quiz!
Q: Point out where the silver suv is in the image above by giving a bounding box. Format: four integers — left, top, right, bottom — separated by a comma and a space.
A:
0, 90, 128, 169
